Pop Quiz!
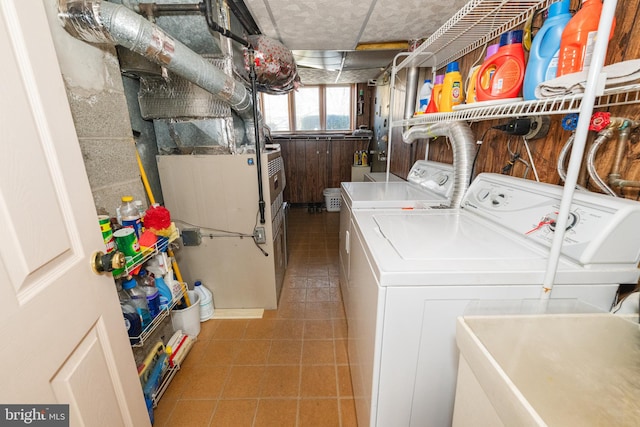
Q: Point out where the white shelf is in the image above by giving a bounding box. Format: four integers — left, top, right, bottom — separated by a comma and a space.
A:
393, 83, 640, 126
130, 288, 187, 348
400, 0, 553, 71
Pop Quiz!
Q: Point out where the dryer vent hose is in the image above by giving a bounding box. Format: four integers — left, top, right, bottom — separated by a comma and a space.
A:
402, 122, 475, 208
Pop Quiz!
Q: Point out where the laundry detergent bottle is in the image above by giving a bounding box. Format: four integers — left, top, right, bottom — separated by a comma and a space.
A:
439, 62, 463, 112
426, 74, 444, 113
466, 43, 500, 104
476, 30, 526, 101
417, 79, 433, 114
523, 0, 573, 100
557, 0, 615, 76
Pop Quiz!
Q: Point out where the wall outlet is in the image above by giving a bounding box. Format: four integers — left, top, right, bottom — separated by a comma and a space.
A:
254, 226, 266, 244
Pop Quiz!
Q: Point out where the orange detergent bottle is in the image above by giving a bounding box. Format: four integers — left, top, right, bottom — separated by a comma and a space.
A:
557, 0, 616, 76
466, 43, 499, 104
476, 30, 525, 101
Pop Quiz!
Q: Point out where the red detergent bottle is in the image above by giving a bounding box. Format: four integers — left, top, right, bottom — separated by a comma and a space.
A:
476, 30, 526, 101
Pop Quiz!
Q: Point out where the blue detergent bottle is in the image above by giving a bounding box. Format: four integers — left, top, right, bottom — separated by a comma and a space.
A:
523, 0, 573, 100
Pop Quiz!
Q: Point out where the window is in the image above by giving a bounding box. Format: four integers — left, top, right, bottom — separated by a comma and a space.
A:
261, 85, 354, 132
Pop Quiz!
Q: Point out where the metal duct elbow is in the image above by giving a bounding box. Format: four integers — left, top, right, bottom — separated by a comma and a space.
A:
402, 122, 475, 208
58, 0, 257, 145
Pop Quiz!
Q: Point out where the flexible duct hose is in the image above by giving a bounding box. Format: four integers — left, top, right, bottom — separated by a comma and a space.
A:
402, 122, 475, 208
58, 0, 258, 146
586, 128, 618, 197
556, 133, 574, 184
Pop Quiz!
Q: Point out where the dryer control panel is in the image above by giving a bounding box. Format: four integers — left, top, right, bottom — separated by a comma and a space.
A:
462, 173, 640, 265
407, 160, 454, 198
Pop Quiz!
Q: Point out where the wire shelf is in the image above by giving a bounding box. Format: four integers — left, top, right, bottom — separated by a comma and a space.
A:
397, 0, 553, 70
393, 84, 640, 127
130, 286, 188, 348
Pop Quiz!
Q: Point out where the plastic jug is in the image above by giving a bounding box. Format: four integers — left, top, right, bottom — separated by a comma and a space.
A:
194, 280, 214, 321
122, 278, 152, 327
138, 269, 160, 318
466, 43, 500, 104
523, 0, 573, 99
417, 79, 433, 114
557, 0, 615, 76
476, 30, 526, 101
119, 196, 142, 238
154, 276, 173, 311
439, 62, 463, 112
426, 74, 444, 113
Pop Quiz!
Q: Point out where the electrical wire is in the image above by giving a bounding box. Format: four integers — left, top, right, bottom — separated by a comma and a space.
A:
469, 127, 495, 185
173, 218, 253, 238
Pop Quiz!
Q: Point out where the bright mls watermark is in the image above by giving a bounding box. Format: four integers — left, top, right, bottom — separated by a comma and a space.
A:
0, 405, 68, 426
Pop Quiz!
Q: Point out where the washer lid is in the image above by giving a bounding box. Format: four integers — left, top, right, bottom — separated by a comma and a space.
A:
341, 181, 449, 209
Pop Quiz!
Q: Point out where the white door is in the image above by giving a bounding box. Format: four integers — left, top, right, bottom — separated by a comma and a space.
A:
0, 1, 149, 425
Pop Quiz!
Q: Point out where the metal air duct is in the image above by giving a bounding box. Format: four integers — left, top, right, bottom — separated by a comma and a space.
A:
57, 0, 258, 146
402, 121, 475, 208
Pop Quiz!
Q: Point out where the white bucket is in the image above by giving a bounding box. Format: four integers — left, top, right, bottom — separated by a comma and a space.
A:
171, 291, 201, 337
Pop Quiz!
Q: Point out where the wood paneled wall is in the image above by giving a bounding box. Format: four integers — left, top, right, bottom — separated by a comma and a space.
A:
277, 137, 371, 203
389, 0, 640, 199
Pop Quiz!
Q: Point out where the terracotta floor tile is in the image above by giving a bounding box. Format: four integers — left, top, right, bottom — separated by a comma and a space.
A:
340, 398, 358, 427
212, 319, 248, 339
234, 340, 271, 365
244, 318, 277, 339
307, 266, 330, 277
332, 319, 348, 339
268, 340, 302, 365
304, 302, 334, 320
201, 339, 240, 365
277, 302, 306, 319
306, 287, 331, 302
302, 340, 335, 365
304, 320, 334, 339
334, 339, 349, 365
254, 399, 298, 427
222, 365, 266, 398
300, 365, 337, 397
260, 365, 301, 397
272, 319, 304, 340
197, 318, 220, 341
177, 338, 207, 370
151, 395, 176, 427
164, 399, 216, 427
210, 399, 257, 427
281, 288, 307, 302
337, 365, 354, 397
180, 365, 229, 399
262, 309, 278, 319
298, 399, 340, 427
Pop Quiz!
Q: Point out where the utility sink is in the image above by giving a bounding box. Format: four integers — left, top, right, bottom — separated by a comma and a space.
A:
453, 311, 640, 426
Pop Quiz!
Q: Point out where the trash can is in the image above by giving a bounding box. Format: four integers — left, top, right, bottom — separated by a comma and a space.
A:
171, 291, 200, 337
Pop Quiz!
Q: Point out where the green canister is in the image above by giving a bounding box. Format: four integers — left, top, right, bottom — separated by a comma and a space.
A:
98, 215, 115, 253
114, 227, 141, 267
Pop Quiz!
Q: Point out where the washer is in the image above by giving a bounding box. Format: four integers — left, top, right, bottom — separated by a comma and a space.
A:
363, 172, 405, 182
343, 173, 640, 427
340, 161, 454, 287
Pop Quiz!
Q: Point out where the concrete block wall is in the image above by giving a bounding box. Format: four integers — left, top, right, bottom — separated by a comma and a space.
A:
43, 0, 146, 217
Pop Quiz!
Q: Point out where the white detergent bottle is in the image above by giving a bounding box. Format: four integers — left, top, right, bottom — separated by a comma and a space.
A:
194, 281, 214, 321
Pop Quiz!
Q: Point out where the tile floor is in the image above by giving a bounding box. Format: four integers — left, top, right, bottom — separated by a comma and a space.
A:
153, 207, 357, 426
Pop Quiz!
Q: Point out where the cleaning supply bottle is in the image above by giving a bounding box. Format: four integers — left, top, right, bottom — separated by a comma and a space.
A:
119, 196, 142, 239
557, 0, 615, 76
426, 74, 444, 113
154, 275, 173, 311
417, 79, 433, 114
138, 269, 160, 318
524, 0, 573, 99
194, 281, 214, 321
439, 62, 463, 112
476, 30, 526, 101
466, 43, 500, 104
122, 277, 152, 328
118, 286, 142, 343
